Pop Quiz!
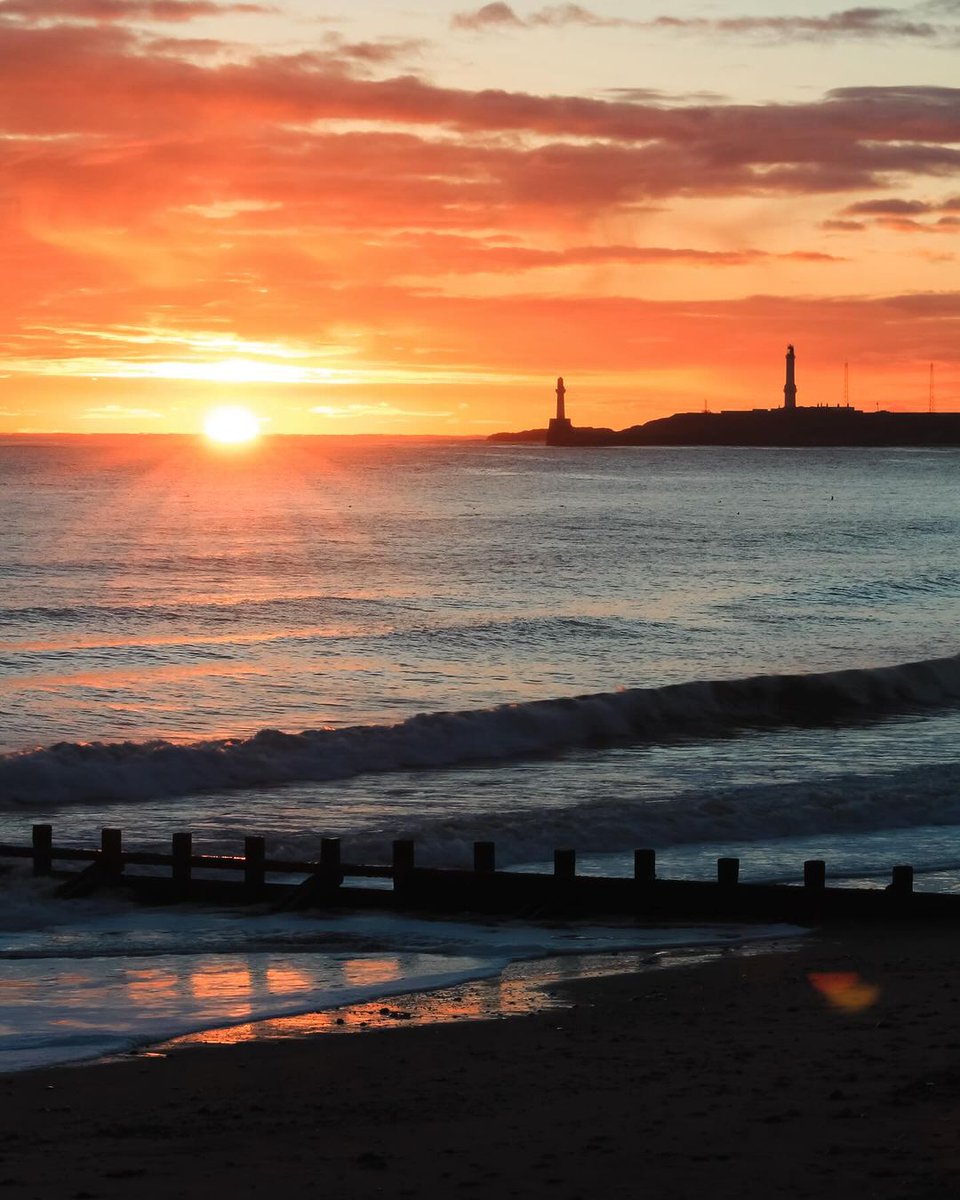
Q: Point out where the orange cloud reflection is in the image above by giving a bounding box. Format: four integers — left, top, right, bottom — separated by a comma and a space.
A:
125, 966, 180, 1010
190, 963, 253, 1004
341, 957, 402, 988
161, 964, 571, 1051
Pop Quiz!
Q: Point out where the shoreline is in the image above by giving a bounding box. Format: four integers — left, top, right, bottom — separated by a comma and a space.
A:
155, 936, 798, 1054
4, 921, 960, 1197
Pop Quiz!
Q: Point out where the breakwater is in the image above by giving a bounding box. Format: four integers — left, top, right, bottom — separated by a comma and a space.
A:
2, 825, 957, 923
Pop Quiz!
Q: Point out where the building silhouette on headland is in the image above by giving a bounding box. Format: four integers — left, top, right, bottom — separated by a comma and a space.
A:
500, 345, 960, 448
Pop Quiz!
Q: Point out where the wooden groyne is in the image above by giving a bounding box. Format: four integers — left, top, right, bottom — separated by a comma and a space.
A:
1, 825, 958, 923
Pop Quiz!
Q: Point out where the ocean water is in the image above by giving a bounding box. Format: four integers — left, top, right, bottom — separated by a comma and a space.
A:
1, 434, 958, 1068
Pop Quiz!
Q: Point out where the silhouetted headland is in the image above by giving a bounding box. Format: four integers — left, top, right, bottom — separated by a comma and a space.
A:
489, 350, 960, 447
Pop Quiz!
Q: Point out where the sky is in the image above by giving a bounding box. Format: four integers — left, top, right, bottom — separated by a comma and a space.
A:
1, 0, 959, 434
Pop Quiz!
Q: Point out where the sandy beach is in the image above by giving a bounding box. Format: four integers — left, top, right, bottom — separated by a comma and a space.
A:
2, 923, 959, 1198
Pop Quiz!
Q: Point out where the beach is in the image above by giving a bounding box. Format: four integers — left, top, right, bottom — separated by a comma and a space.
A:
2, 923, 958, 1199
3, 439, 960, 1194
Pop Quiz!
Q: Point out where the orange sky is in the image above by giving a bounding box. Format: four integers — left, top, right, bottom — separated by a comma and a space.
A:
1, 0, 958, 433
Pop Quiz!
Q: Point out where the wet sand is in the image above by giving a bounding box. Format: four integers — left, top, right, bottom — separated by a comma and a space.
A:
2, 923, 960, 1198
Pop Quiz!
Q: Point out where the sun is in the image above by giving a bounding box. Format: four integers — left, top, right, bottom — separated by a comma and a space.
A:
203, 405, 262, 445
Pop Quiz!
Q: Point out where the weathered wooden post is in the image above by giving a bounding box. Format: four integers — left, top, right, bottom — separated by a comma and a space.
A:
101, 828, 123, 881
244, 836, 266, 890
890, 864, 914, 895
392, 840, 415, 895
554, 848, 576, 880
717, 857, 740, 887
172, 832, 192, 891
320, 837, 342, 887
393, 839, 415, 872
634, 848, 656, 884
32, 824, 52, 877
803, 859, 826, 889
473, 841, 496, 874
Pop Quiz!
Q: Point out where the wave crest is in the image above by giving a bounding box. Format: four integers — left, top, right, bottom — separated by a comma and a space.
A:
2, 652, 958, 807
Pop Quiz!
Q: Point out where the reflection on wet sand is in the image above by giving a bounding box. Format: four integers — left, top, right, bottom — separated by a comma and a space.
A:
159, 945, 749, 1051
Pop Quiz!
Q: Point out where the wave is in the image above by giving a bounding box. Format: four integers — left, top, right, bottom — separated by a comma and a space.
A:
335, 760, 960, 868
1, 652, 959, 807
786, 568, 960, 608
0, 593, 391, 628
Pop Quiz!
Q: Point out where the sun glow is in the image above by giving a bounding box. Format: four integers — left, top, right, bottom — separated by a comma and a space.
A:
203, 406, 262, 444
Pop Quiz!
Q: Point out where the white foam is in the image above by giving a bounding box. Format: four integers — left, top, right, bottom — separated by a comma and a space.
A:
0, 896, 801, 1072
2, 652, 959, 806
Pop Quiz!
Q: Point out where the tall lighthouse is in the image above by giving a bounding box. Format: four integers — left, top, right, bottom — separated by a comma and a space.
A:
546, 375, 573, 444
784, 344, 797, 410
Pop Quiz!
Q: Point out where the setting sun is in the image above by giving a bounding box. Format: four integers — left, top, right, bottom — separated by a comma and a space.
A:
203, 406, 261, 445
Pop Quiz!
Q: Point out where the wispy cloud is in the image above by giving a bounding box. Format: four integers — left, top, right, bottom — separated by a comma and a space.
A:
0, 16, 956, 412
646, 7, 943, 42
831, 193, 960, 229
452, 3, 632, 30
308, 402, 452, 420
0, 0, 272, 22
452, 2, 954, 42
81, 404, 165, 419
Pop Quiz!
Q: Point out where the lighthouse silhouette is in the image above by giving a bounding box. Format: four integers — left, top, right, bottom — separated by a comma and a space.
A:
547, 376, 573, 442
784, 345, 797, 410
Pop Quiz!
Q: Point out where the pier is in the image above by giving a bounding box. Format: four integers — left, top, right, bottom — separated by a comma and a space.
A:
1, 825, 958, 922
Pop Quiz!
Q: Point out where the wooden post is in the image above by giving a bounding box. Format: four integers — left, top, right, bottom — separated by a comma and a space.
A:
32, 824, 52, 876
244, 836, 266, 890
101, 828, 123, 880
393, 840, 415, 878
320, 837, 342, 887
554, 849, 576, 880
473, 841, 496, 874
891, 864, 914, 895
172, 832, 192, 888
803, 859, 826, 889
717, 857, 740, 887
634, 848, 656, 884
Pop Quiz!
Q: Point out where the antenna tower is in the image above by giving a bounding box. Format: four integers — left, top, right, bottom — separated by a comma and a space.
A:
929, 362, 935, 413
843, 361, 849, 408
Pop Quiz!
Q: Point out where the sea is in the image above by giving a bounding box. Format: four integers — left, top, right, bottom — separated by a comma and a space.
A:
1, 433, 958, 1071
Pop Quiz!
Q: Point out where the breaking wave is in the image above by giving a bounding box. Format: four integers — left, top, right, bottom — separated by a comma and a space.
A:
2, 652, 959, 808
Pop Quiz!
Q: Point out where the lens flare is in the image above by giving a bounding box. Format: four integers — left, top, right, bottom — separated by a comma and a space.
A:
808, 971, 880, 1012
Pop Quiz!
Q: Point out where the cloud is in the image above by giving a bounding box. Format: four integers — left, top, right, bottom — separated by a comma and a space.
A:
648, 7, 943, 42
81, 403, 164, 419
452, 3, 524, 30
3, 26, 958, 207
844, 197, 934, 213
453, 2, 955, 41
0, 0, 271, 22
608, 88, 728, 104
330, 38, 425, 66
833, 193, 960, 230
0, 17, 955, 413
452, 3, 633, 29
376, 235, 842, 276
308, 402, 452, 420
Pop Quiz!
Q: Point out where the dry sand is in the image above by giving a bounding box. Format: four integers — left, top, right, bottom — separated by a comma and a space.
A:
3, 923, 960, 1198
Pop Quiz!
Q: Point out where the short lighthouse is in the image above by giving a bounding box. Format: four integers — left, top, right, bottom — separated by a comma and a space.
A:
784, 344, 797, 410
547, 375, 573, 442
